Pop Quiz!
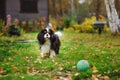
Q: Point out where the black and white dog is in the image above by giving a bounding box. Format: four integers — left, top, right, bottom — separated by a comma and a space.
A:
37, 28, 60, 58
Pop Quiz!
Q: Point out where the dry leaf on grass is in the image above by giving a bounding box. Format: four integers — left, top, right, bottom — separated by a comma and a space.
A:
52, 73, 72, 80
74, 73, 80, 76
91, 75, 99, 80
92, 66, 98, 73
0, 67, 3, 72
103, 76, 110, 80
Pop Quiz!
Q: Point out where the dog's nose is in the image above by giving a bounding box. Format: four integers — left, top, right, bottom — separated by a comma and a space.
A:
46, 34, 49, 36
45, 33, 50, 38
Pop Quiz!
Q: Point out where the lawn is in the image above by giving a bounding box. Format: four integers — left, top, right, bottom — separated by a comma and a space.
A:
0, 31, 120, 80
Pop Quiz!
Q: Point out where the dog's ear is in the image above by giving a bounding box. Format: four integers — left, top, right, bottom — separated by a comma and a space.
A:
49, 29, 55, 41
37, 31, 45, 45
49, 29, 54, 34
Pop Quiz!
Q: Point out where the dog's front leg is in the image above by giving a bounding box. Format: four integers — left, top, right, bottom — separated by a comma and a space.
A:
50, 50, 56, 58
41, 52, 44, 58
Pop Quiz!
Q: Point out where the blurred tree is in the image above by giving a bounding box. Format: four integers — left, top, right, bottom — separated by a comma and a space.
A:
50, 0, 70, 17
104, 0, 120, 34
115, 0, 120, 17
88, 0, 106, 17
96, 0, 101, 20
49, 0, 108, 24
71, 0, 79, 19
59, 0, 63, 16
76, 2, 89, 23
49, 0, 57, 17
71, 0, 75, 17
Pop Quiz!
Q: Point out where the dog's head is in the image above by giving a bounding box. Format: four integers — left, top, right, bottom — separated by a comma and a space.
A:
37, 28, 54, 44
41, 28, 54, 40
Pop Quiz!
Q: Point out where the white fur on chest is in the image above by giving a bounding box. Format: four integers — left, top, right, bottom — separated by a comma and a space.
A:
41, 39, 51, 54
40, 39, 56, 58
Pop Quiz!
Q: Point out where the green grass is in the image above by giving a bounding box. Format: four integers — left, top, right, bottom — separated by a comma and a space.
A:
0, 31, 120, 80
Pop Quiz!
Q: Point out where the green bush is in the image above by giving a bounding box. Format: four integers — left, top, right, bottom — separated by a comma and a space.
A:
63, 16, 72, 28
75, 16, 96, 33
70, 20, 78, 27
8, 25, 21, 36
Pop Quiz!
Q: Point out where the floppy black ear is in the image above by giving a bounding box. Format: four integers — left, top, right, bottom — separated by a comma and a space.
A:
49, 29, 54, 34
49, 29, 55, 42
37, 31, 45, 45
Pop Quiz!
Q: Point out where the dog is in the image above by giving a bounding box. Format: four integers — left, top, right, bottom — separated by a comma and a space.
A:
37, 28, 60, 58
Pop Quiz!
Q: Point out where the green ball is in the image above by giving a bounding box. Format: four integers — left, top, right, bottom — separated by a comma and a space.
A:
76, 60, 89, 72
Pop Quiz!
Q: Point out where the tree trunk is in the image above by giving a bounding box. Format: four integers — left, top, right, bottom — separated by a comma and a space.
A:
52, 0, 57, 18
59, 0, 63, 16
110, 0, 120, 31
71, 0, 75, 18
96, 0, 101, 20
104, 0, 120, 34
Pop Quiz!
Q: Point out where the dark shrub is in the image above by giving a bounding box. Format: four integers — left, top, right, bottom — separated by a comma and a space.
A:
8, 25, 21, 36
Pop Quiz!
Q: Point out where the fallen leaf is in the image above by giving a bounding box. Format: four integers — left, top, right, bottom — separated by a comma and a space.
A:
103, 76, 110, 80
8, 57, 13, 61
20, 76, 25, 79
0, 74, 2, 77
55, 62, 58, 65
22, 56, 29, 60
96, 74, 102, 78
92, 66, 98, 73
101, 51, 106, 54
27, 66, 39, 76
91, 75, 98, 80
107, 46, 112, 48
34, 58, 41, 63
114, 69, 119, 73
72, 66, 76, 70
57, 71, 62, 75
58, 67, 63, 71
52, 74, 72, 80
74, 73, 80, 76
11, 65, 18, 72
0, 67, 3, 72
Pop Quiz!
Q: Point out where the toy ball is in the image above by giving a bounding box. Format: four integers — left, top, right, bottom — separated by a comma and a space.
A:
76, 60, 89, 72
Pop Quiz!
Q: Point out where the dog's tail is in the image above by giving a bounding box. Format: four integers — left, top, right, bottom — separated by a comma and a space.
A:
55, 31, 62, 38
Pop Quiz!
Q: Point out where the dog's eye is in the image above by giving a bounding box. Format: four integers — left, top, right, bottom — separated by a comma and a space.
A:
49, 31, 52, 34
48, 32, 51, 34
44, 31, 47, 33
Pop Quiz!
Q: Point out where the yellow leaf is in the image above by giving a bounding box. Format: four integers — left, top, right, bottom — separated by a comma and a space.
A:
114, 69, 119, 73
0, 67, 3, 72
96, 74, 102, 78
74, 73, 80, 76
58, 67, 63, 71
91, 75, 98, 80
72, 66, 76, 70
92, 66, 98, 73
104, 76, 110, 80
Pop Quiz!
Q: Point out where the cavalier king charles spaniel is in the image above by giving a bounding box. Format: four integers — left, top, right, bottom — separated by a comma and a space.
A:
37, 28, 60, 58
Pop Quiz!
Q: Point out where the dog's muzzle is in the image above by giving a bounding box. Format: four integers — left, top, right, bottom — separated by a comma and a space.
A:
44, 33, 50, 39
